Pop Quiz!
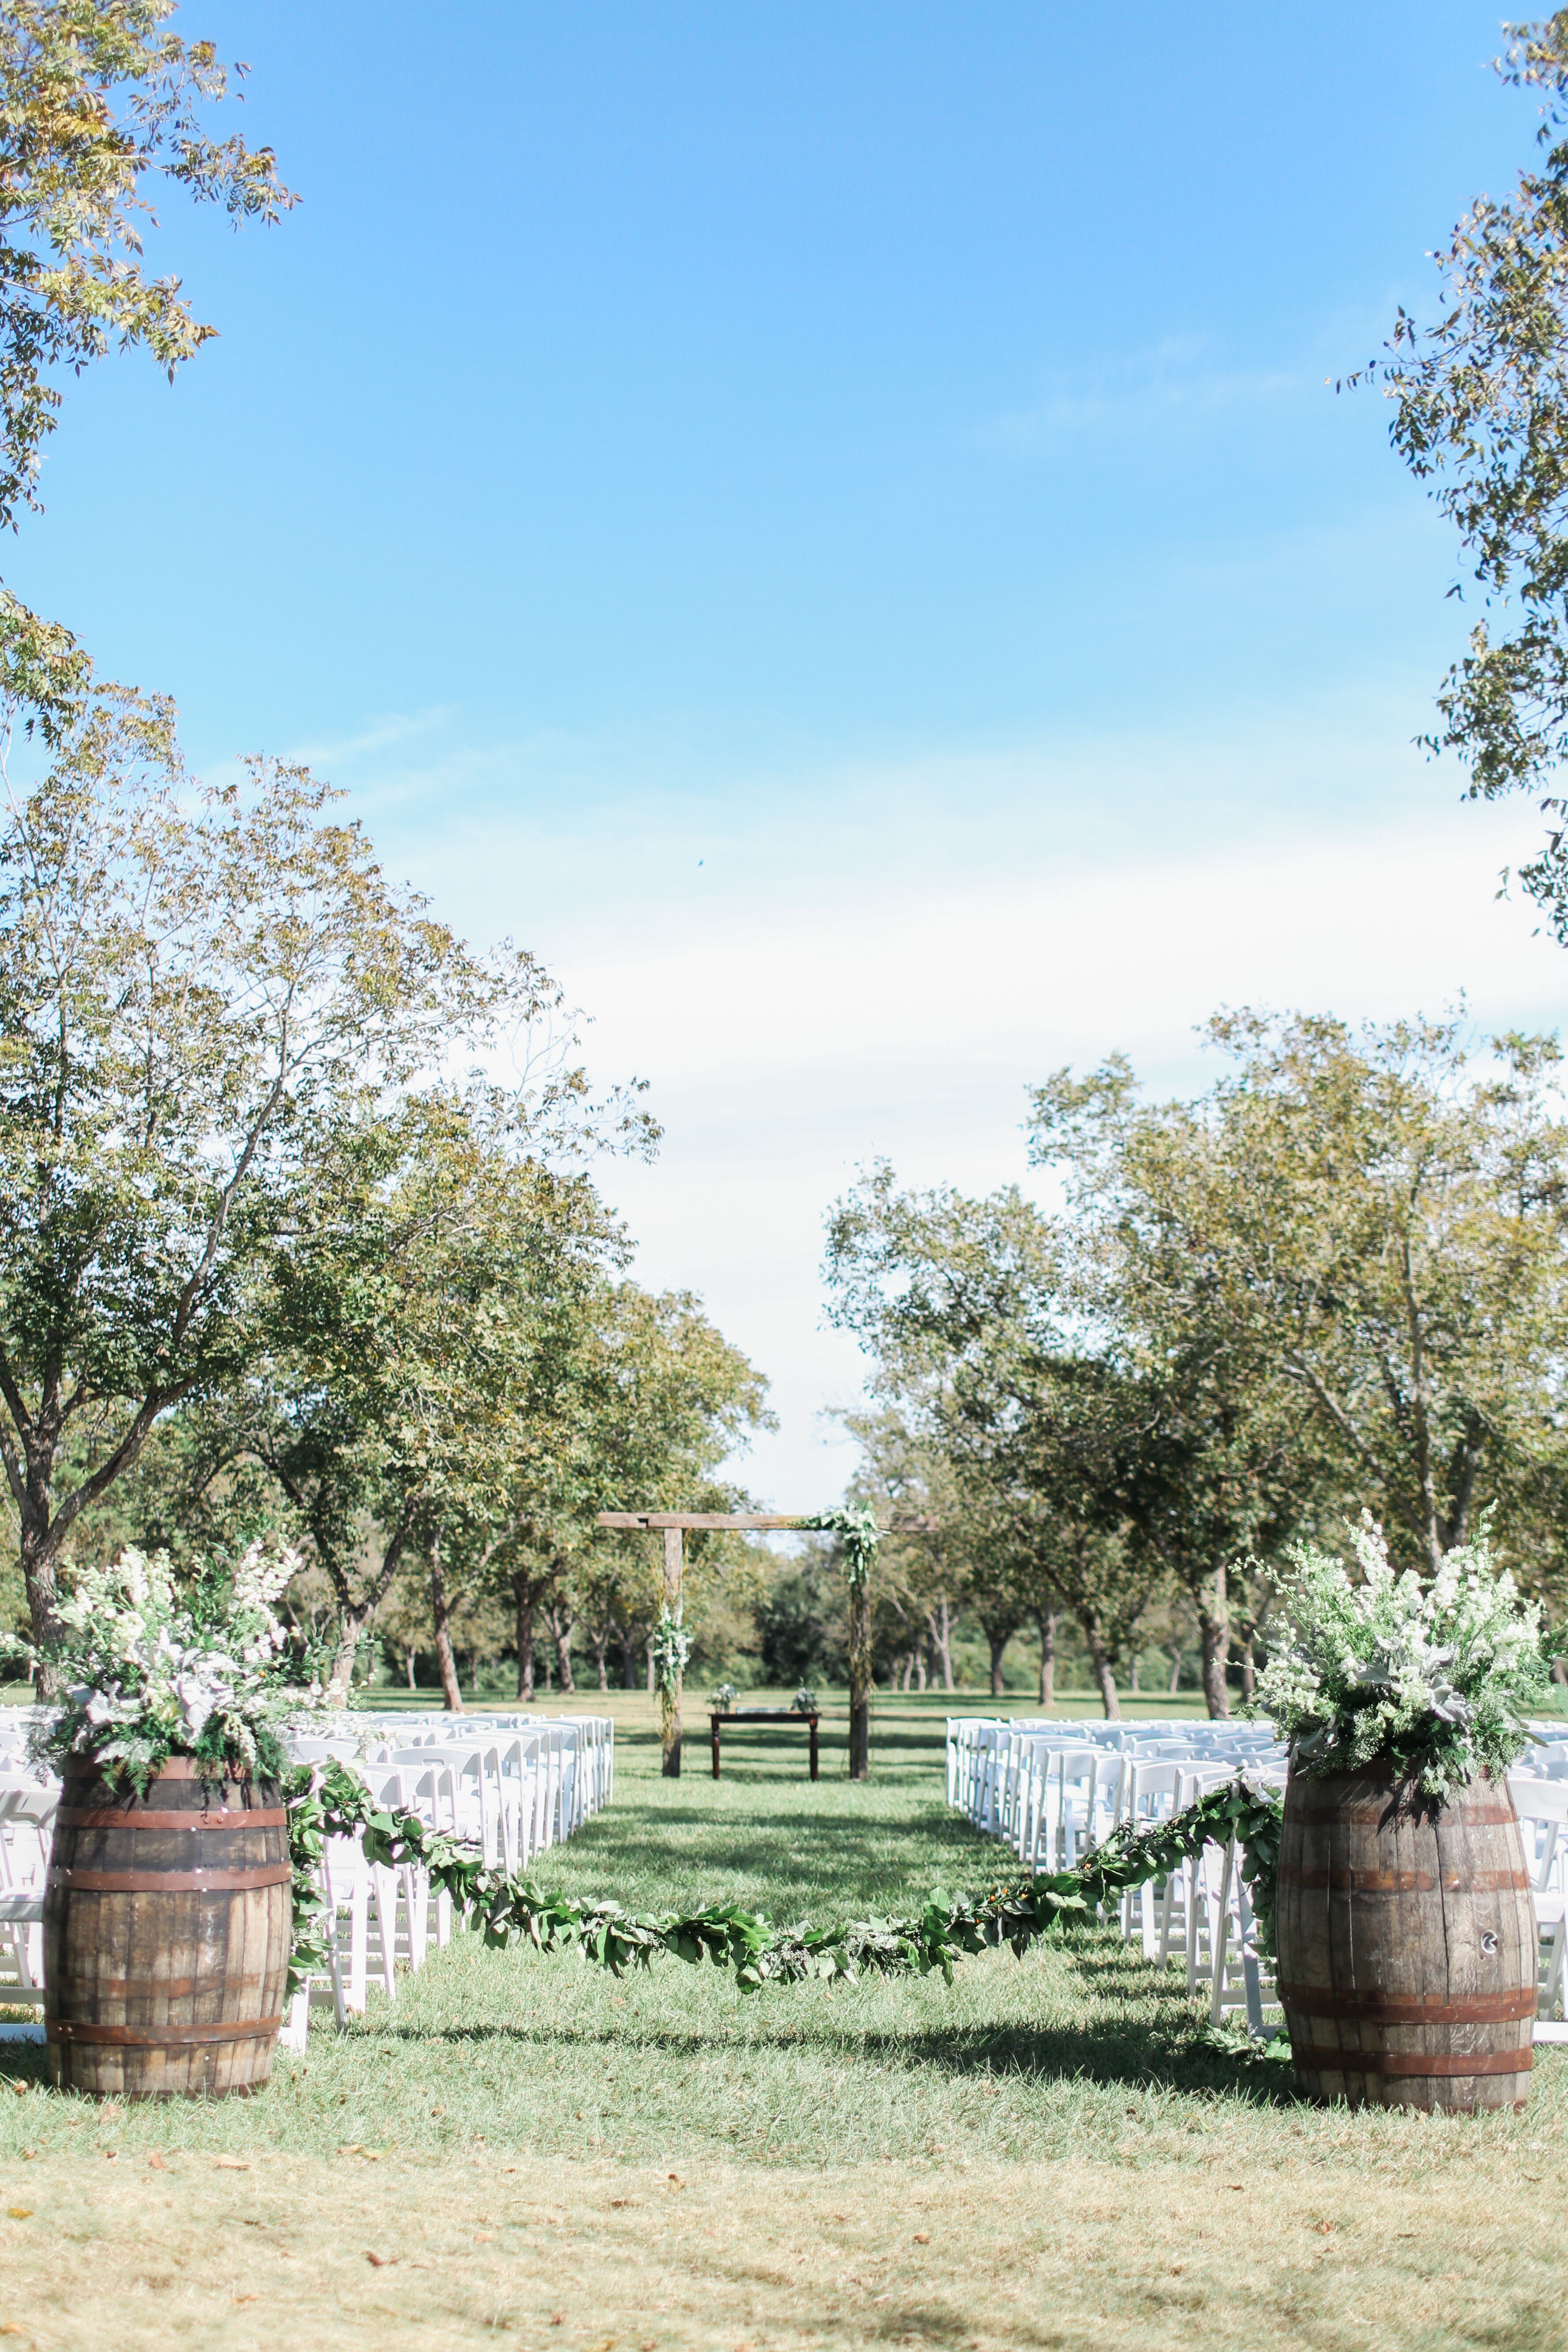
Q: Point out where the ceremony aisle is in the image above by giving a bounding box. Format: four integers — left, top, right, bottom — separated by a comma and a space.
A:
0, 1690, 1564, 2351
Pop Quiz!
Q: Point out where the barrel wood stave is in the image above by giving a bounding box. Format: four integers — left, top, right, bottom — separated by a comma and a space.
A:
42, 1762, 291, 2100
1275, 1765, 1535, 2113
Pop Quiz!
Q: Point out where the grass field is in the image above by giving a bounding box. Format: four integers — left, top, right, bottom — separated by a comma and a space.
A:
1, 1689, 1565, 2352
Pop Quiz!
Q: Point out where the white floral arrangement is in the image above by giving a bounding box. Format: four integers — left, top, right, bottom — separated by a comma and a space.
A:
1252, 1516, 1554, 1798
650, 1604, 691, 1698
792, 1685, 818, 1716
20, 1542, 325, 1791
708, 1682, 737, 1714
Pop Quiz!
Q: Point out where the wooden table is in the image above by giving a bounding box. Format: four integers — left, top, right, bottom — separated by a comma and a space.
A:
709, 1708, 820, 1780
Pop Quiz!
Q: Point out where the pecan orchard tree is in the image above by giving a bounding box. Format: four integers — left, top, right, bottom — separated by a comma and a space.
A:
825, 1174, 1173, 1712
0, 695, 541, 1654
1030, 1012, 1568, 1580
235, 1084, 639, 1700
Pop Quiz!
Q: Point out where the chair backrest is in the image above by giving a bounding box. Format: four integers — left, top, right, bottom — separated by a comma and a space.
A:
1510, 1776, 1568, 1892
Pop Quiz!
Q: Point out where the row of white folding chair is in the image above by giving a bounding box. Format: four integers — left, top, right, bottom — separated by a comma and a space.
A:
282, 1758, 465, 2048
0, 1778, 56, 2002
970, 1739, 1283, 2033
1509, 1773, 1568, 2021
377, 1720, 591, 1848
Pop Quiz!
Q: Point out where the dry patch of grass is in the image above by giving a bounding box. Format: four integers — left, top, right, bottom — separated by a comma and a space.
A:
0, 2146, 1566, 2352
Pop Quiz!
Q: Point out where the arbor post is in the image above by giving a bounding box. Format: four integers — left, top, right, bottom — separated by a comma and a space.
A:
662, 1524, 683, 1777
596, 1508, 936, 1786
846, 1579, 872, 1780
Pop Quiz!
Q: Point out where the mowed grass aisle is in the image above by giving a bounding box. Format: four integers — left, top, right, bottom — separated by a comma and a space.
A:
1, 1692, 1566, 2352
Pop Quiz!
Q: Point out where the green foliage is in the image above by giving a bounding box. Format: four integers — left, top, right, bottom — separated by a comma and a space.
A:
1348, 15, 1568, 927
0, 701, 544, 1647
1253, 1516, 1554, 1797
800, 1506, 881, 1591
288, 1756, 1284, 2002
0, 2, 297, 743
752, 1547, 846, 1686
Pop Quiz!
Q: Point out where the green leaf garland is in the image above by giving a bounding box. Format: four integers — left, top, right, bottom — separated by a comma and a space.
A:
285, 1760, 1283, 2002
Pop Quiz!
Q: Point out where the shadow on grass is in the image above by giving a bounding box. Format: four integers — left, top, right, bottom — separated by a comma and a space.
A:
338, 1993, 1301, 2110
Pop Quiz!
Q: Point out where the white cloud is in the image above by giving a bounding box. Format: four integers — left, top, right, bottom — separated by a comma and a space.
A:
354, 705, 1566, 1507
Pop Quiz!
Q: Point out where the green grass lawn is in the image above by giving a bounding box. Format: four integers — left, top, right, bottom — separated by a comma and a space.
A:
0, 1689, 1565, 2351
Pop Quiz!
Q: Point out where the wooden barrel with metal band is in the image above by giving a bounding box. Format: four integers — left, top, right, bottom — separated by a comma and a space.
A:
42, 1760, 292, 2100
1275, 1762, 1536, 2112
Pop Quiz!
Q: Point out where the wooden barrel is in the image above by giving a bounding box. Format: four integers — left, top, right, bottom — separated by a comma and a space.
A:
43, 1759, 291, 2100
1275, 1762, 1536, 2112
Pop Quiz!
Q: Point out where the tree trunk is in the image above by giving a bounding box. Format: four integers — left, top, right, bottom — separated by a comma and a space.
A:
661, 1527, 683, 1777
327, 1609, 368, 1705
1239, 1631, 1256, 1705
405, 1648, 417, 1692
1080, 1607, 1120, 1720
1554, 1658, 1568, 1688
619, 1623, 638, 1690
1129, 1652, 1140, 1693
1168, 1645, 1183, 1695
900, 1652, 913, 1692
1036, 1609, 1056, 1707
20, 1503, 67, 1693
847, 1577, 872, 1779
513, 1579, 536, 1703
430, 1539, 465, 1714
1196, 1561, 1231, 1719
589, 1627, 609, 1693
553, 1605, 575, 1696
645, 1638, 654, 1696
915, 1647, 928, 1692
929, 1596, 955, 1692
987, 1631, 1009, 1697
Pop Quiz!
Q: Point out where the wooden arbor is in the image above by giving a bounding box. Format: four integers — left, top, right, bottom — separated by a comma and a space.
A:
595, 1510, 936, 1777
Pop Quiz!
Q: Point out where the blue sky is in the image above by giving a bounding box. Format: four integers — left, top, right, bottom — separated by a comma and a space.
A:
15, 3, 1568, 1500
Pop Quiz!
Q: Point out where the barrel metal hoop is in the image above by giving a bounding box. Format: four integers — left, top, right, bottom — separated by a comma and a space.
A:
1278, 1985, 1538, 2025
1288, 1866, 1529, 1895
49, 1863, 293, 1893
1293, 2043, 1533, 2077
46, 2017, 284, 2047
1290, 1803, 1517, 1830
54, 1806, 287, 1831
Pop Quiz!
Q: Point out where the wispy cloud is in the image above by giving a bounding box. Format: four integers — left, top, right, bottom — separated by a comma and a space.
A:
983, 336, 1308, 452
286, 706, 459, 769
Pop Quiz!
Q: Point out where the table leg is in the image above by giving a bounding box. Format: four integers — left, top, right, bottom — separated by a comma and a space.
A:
711, 1717, 722, 1779
809, 1715, 819, 1781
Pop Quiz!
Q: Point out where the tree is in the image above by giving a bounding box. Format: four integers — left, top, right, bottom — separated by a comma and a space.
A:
825, 1171, 1170, 1717
835, 1409, 959, 1691
1031, 1012, 1568, 1580
0, 3, 296, 733
1351, 15, 1568, 931
0, 702, 542, 1659
244, 1087, 633, 1697
570, 1283, 772, 1767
